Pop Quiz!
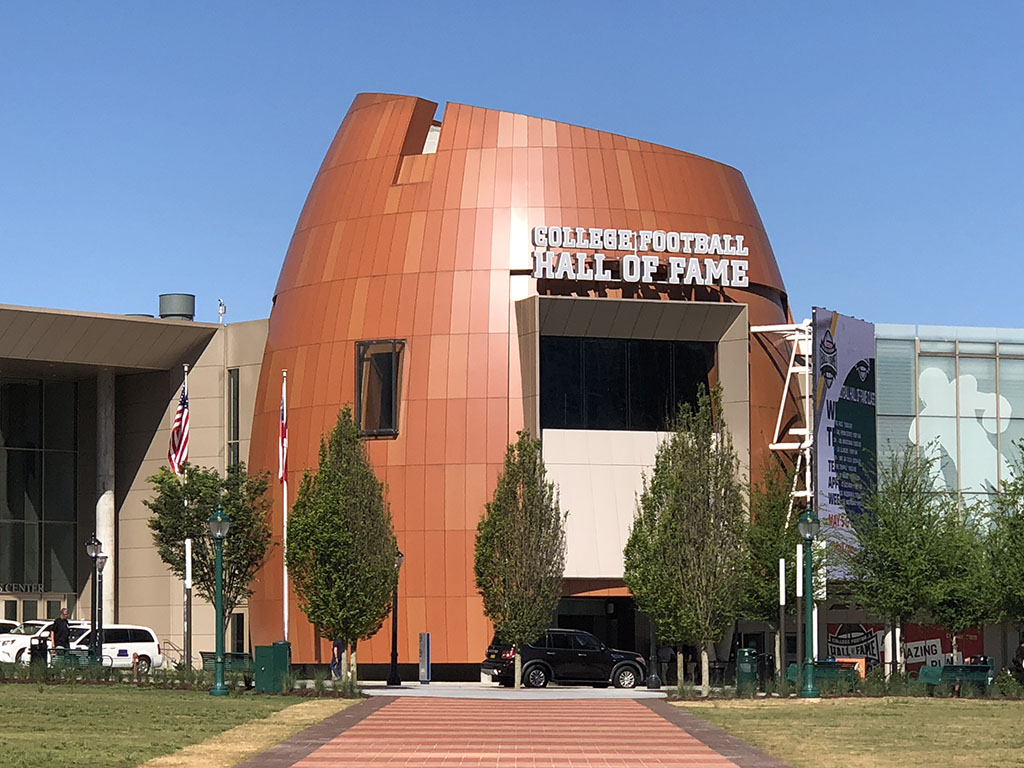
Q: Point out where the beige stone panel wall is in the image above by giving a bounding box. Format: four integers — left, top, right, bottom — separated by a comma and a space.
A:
543, 429, 666, 579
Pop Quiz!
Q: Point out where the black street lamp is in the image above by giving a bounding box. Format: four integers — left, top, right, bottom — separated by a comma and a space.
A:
798, 507, 821, 699
208, 505, 231, 697
646, 618, 662, 689
85, 534, 101, 661
96, 554, 108, 663
386, 550, 404, 687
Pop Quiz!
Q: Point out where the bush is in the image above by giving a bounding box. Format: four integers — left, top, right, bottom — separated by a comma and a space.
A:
860, 666, 887, 696
993, 670, 1023, 698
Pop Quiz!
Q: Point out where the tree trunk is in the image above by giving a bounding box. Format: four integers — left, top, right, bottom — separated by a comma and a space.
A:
951, 633, 959, 663
514, 651, 522, 689
676, 650, 684, 689
774, 628, 783, 680
700, 646, 710, 698
348, 642, 358, 683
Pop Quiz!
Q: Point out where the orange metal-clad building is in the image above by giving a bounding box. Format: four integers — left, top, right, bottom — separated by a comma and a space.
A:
247, 93, 796, 675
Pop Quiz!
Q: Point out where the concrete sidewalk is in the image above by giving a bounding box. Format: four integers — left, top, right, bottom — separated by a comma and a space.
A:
238, 695, 793, 768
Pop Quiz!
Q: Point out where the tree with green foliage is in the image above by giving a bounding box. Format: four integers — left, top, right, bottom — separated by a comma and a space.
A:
842, 443, 951, 673
740, 460, 800, 675
146, 463, 273, 630
989, 446, 1024, 631
286, 407, 398, 684
624, 386, 748, 696
925, 504, 995, 658
475, 430, 566, 689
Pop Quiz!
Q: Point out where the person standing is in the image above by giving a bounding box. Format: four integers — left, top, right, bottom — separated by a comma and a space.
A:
50, 608, 71, 650
1012, 639, 1024, 684
331, 639, 345, 680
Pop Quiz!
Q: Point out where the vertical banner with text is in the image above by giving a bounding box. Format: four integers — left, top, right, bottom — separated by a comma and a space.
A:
813, 308, 876, 578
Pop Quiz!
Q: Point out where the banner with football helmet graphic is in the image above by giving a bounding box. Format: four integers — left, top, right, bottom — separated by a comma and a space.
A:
813, 307, 876, 578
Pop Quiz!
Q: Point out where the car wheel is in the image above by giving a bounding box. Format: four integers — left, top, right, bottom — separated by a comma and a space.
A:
524, 665, 549, 688
15, 649, 26, 665
136, 656, 152, 675
614, 666, 638, 689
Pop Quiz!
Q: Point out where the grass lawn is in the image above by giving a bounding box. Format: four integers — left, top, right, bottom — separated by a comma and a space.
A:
0, 683, 319, 768
678, 697, 1024, 768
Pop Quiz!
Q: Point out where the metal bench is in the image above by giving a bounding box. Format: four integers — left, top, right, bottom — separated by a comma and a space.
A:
785, 661, 858, 690
51, 648, 93, 668
919, 663, 992, 695
200, 651, 254, 685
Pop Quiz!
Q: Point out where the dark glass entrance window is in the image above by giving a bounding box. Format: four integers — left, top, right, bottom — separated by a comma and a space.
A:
540, 336, 715, 431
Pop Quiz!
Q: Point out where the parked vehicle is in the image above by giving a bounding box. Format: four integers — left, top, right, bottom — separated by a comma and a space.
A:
0, 620, 89, 663
482, 628, 646, 688
71, 624, 163, 673
0, 620, 17, 634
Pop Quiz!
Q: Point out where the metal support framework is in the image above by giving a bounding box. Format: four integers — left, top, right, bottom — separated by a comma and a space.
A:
750, 321, 814, 524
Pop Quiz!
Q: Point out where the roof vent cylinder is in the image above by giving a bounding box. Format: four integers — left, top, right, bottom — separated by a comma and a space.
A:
158, 293, 196, 321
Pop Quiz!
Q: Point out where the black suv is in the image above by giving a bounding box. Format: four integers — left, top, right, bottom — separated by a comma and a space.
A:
482, 628, 646, 688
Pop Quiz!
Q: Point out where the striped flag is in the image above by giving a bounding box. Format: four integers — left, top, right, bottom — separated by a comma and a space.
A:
278, 375, 288, 483
168, 379, 189, 475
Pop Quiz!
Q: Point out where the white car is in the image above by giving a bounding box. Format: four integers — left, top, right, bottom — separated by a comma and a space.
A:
0, 620, 89, 664
0, 620, 17, 634
71, 624, 164, 673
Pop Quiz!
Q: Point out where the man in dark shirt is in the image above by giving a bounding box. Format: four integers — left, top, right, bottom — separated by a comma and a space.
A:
1012, 639, 1024, 684
50, 608, 71, 650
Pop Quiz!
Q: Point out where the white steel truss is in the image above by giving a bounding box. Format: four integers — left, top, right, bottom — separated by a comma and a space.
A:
750, 321, 813, 524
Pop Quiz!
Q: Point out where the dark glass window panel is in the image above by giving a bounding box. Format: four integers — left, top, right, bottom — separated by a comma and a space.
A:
356, 341, 405, 436
22, 600, 37, 621
4, 600, 16, 620
227, 443, 239, 468
105, 628, 131, 644
43, 381, 76, 451
628, 340, 674, 430
231, 614, 245, 653
43, 523, 75, 592
1, 449, 43, 522
130, 628, 156, 643
549, 632, 573, 650
227, 369, 240, 441
583, 339, 627, 429
672, 342, 716, 417
540, 337, 584, 429
1, 380, 42, 449
46, 600, 61, 619
573, 632, 602, 651
43, 452, 75, 522
0, 523, 40, 585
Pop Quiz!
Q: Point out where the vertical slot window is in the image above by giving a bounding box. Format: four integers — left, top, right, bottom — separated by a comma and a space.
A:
355, 340, 405, 437
227, 369, 240, 467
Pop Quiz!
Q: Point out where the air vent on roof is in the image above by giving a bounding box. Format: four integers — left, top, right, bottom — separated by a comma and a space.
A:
158, 294, 196, 321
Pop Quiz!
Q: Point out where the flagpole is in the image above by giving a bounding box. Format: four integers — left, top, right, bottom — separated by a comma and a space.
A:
281, 370, 289, 643
180, 364, 193, 668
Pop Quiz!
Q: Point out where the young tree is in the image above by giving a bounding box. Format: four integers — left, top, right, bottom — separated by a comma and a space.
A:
740, 460, 800, 676
989, 447, 1024, 630
624, 386, 748, 696
286, 407, 398, 683
925, 504, 995, 659
146, 462, 273, 630
842, 443, 950, 674
475, 430, 566, 689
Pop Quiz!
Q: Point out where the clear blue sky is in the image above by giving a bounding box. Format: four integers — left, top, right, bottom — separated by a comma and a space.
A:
2, 2, 1021, 326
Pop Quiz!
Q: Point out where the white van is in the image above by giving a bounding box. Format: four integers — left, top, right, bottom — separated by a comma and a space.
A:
72, 624, 164, 673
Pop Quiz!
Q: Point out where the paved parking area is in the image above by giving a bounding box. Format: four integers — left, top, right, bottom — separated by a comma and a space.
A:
240, 696, 791, 768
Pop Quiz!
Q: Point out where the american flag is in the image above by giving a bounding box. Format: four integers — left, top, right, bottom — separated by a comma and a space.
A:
278, 376, 288, 483
168, 380, 189, 476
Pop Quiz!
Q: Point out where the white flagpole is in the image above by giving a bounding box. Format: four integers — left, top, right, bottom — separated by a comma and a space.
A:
281, 370, 289, 643
180, 364, 192, 666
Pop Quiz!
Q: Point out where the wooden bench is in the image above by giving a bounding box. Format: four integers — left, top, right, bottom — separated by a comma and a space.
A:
200, 651, 254, 686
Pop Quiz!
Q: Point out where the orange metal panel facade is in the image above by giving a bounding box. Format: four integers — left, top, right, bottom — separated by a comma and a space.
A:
248, 93, 795, 666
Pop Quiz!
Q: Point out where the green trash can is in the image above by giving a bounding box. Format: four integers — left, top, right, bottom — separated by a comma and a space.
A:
736, 648, 757, 691
254, 641, 291, 693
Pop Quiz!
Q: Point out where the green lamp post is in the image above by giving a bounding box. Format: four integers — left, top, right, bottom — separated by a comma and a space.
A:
798, 506, 820, 698
208, 505, 231, 697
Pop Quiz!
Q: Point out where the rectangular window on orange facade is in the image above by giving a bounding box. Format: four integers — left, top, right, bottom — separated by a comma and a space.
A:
355, 340, 405, 437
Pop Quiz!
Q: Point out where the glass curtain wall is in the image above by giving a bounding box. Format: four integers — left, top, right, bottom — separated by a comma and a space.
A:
876, 326, 1024, 502
0, 378, 77, 593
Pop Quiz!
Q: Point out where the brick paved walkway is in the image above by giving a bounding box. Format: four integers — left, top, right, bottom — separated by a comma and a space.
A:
240, 697, 791, 768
